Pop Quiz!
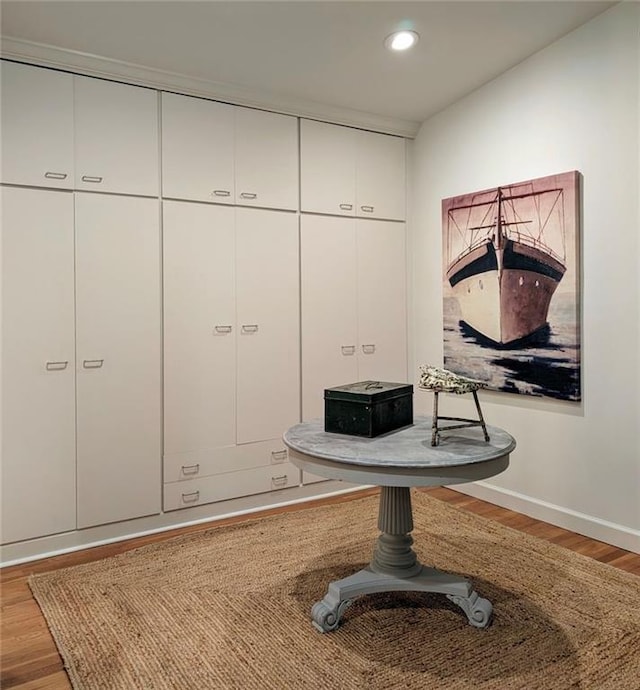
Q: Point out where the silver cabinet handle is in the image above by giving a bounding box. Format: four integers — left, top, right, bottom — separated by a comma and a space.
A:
362, 344, 376, 354
181, 464, 200, 476
45, 172, 68, 180
81, 175, 103, 183
212, 190, 231, 197
241, 324, 259, 333
361, 205, 374, 213
271, 449, 287, 464
341, 345, 356, 355
46, 361, 68, 371
214, 325, 232, 334
83, 359, 104, 368
339, 203, 353, 211
271, 475, 289, 488
181, 490, 200, 504
239, 192, 257, 199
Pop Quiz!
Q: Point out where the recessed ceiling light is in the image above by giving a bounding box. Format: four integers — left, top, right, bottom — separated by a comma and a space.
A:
384, 30, 419, 52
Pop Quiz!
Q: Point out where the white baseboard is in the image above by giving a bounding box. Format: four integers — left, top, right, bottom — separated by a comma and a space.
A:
453, 482, 640, 554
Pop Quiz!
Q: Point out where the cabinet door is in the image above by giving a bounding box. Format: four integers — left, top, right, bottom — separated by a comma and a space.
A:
234, 107, 298, 211
301, 215, 358, 421
356, 130, 406, 221
0, 61, 74, 189
163, 200, 236, 460
236, 208, 300, 443
1, 188, 76, 543
161, 92, 235, 203
300, 119, 356, 216
74, 76, 159, 196
356, 220, 408, 382
75, 194, 161, 528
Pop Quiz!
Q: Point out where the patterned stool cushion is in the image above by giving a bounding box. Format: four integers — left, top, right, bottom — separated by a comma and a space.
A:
418, 365, 486, 394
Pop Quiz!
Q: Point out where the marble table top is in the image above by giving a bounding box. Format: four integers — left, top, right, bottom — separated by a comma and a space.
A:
283, 416, 516, 469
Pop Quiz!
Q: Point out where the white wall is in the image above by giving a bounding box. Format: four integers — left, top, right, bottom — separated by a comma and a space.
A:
408, 2, 639, 551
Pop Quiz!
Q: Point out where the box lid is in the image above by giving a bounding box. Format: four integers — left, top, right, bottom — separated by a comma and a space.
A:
324, 381, 413, 403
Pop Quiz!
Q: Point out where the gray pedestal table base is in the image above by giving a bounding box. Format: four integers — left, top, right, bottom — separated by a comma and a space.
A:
311, 485, 492, 632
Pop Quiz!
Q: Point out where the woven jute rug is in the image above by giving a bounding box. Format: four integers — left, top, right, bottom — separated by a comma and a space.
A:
30, 492, 639, 689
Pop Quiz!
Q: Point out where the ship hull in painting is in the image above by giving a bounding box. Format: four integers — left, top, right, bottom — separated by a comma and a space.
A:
447, 239, 566, 346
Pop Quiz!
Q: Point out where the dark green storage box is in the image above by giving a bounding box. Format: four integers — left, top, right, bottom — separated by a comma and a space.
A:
324, 381, 413, 437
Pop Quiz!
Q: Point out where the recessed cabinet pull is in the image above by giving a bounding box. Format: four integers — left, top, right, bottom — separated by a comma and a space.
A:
240, 192, 257, 199
44, 172, 68, 180
181, 490, 200, 504
212, 190, 231, 197
339, 203, 353, 211
361, 205, 374, 213
341, 345, 356, 355
271, 449, 287, 464
271, 475, 288, 488
214, 325, 233, 334
83, 359, 104, 368
181, 464, 200, 476
362, 344, 376, 354
241, 324, 259, 334
46, 361, 68, 371
81, 175, 103, 183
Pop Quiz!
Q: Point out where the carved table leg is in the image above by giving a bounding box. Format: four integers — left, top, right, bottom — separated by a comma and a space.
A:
310, 486, 493, 632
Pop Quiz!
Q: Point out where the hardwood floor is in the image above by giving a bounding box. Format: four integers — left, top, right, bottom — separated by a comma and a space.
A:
2, 487, 639, 689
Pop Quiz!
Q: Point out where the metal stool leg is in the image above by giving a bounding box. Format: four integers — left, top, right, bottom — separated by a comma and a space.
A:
431, 391, 440, 446
472, 390, 490, 442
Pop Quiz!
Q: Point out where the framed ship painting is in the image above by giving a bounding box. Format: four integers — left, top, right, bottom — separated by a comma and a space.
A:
442, 170, 581, 401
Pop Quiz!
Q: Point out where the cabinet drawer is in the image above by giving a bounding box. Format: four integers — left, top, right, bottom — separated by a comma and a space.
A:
163, 461, 300, 511
163, 439, 292, 483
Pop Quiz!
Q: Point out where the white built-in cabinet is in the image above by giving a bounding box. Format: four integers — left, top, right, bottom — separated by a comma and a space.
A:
0, 189, 161, 543
0, 61, 159, 196
300, 118, 406, 221
301, 214, 408, 422
1, 59, 410, 548
162, 201, 300, 511
1, 187, 77, 543
161, 92, 298, 210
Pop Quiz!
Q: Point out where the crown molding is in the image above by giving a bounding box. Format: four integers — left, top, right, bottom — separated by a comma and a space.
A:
0, 36, 420, 138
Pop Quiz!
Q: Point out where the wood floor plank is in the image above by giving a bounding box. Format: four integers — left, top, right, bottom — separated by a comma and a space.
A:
1, 580, 34, 607
1, 486, 638, 690
18, 671, 71, 690
1, 664, 69, 690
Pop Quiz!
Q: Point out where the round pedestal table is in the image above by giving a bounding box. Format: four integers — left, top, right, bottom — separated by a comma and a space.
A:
283, 416, 516, 633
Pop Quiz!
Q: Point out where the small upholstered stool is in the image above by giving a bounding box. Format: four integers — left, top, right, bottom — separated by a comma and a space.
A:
418, 365, 490, 446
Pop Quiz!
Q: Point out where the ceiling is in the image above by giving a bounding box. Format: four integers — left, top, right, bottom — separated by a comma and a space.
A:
0, 1, 616, 134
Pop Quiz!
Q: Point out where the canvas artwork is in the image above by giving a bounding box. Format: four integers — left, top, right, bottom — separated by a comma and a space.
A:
442, 170, 581, 401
